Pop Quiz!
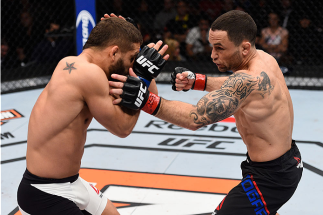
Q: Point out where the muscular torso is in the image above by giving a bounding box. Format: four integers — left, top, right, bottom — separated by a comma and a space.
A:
26, 45, 144, 178
27, 56, 93, 178
158, 50, 293, 162
234, 50, 293, 161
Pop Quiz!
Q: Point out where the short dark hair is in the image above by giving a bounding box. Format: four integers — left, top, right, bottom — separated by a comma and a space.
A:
83, 17, 143, 52
211, 10, 257, 46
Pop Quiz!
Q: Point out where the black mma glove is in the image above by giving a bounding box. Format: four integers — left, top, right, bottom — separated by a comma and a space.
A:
133, 46, 166, 88
171, 67, 207, 91
120, 76, 161, 115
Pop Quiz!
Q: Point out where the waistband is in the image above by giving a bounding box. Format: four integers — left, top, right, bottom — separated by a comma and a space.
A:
23, 169, 79, 184
246, 140, 298, 168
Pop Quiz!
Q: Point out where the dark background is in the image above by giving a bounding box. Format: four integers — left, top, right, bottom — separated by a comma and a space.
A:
1, 0, 323, 92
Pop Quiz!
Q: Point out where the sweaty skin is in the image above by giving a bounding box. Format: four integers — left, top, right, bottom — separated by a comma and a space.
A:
26, 44, 147, 179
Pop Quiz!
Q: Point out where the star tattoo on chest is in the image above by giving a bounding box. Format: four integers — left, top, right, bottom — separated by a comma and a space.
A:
63, 62, 77, 74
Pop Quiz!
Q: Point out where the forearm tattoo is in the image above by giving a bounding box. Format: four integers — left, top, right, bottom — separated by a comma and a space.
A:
190, 72, 274, 127
63, 62, 77, 74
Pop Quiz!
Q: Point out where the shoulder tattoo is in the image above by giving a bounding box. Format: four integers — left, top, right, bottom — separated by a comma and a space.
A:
190, 72, 274, 127
63, 62, 77, 74
257, 71, 274, 97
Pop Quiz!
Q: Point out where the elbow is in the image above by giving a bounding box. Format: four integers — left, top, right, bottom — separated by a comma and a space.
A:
118, 133, 129, 138
117, 128, 133, 138
109, 126, 133, 138
191, 126, 201, 131
187, 123, 202, 131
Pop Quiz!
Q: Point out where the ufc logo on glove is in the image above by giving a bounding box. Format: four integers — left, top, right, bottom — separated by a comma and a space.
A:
136, 56, 160, 74
120, 45, 165, 115
135, 83, 147, 107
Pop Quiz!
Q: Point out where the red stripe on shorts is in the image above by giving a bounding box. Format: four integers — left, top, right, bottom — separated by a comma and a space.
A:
250, 174, 270, 215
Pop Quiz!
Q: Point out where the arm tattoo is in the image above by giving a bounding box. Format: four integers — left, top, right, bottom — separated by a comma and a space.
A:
63, 62, 77, 74
190, 72, 274, 127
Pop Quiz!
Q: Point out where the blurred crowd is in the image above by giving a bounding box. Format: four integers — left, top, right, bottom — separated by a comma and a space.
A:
99, 0, 323, 67
2, 0, 323, 72
1, 0, 75, 72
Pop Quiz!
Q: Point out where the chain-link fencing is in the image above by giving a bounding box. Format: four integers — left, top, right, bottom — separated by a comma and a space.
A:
2, 0, 323, 93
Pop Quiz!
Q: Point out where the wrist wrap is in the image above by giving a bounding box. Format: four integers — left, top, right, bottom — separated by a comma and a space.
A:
192, 74, 207, 91
142, 92, 161, 115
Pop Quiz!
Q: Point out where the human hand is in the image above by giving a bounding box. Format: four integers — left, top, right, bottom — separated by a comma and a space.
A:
133, 40, 169, 87
100, 13, 125, 21
171, 67, 195, 91
171, 67, 207, 91
110, 68, 161, 115
145, 41, 169, 61
109, 68, 138, 105
101, 14, 140, 30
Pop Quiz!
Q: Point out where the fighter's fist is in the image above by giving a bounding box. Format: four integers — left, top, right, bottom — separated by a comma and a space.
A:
171, 67, 207, 91
171, 67, 193, 91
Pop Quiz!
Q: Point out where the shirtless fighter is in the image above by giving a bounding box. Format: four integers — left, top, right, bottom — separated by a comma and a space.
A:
109, 10, 303, 215
17, 16, 168, 215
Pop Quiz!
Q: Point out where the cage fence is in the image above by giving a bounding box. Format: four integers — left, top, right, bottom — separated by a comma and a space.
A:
1, 0, 323, 93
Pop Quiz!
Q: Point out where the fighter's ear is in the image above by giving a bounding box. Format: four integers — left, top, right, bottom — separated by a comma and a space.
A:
110, 46, 119, 60
241, 41, 251, 56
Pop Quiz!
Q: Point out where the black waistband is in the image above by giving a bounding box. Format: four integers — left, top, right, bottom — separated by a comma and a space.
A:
246, 140, 298, 168
23, 169, 79, 184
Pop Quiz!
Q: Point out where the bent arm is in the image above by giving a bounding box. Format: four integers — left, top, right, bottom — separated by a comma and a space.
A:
82, 66, 140, 137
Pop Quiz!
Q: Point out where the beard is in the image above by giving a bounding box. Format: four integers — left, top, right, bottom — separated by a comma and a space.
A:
108, 58, 138, 115
108, 58, 128, 81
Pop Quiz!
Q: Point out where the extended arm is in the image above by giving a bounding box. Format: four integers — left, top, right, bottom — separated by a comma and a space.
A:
111, 71, 274, 130
158, 71, 274, 129
157, 73, 254, 130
